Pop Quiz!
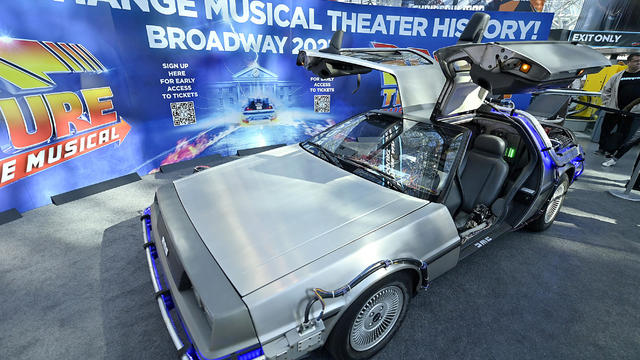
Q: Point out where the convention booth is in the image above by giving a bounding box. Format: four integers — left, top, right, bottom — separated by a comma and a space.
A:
3, 2, 640, 360
0, 1, 552, 217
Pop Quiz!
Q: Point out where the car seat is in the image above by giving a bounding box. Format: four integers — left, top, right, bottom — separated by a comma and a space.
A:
445, 134, 509, 229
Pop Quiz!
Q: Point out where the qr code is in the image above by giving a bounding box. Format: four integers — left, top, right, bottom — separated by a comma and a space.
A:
170, 101, 196, 126
314, 95, 330, 113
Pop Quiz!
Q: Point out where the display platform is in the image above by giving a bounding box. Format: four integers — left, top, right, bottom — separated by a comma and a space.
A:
1, 136, 638, 360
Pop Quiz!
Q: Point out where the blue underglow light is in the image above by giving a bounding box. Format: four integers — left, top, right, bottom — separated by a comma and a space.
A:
238, 348, 265, 360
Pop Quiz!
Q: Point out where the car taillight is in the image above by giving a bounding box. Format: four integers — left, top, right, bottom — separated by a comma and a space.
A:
245, 107, 250, 111
266, 105, 272, 109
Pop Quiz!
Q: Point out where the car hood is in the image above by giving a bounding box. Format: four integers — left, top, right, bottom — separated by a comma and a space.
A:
173, 145, 427, 296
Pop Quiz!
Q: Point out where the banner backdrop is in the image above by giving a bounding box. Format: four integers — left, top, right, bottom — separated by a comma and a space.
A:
0, 0, 552, 213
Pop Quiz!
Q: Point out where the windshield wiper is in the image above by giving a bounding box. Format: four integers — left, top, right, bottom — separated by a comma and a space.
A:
304, 141, 343, 168
337, 156, 405, 193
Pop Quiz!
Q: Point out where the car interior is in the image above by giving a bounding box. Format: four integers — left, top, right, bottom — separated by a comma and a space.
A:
443, 114, 541, 242
351, 110, 543, 243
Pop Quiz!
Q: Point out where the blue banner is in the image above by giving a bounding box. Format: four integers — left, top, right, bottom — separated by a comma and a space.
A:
0, 0, 552, 213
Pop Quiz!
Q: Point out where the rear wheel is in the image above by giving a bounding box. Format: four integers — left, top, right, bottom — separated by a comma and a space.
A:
326, 272, 412, 360
527, 173, 569, 232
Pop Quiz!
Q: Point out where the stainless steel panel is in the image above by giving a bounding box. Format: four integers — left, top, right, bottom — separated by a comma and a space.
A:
174, 145, 428, 296
243, 202, 459, 345
153, 186, 259, 359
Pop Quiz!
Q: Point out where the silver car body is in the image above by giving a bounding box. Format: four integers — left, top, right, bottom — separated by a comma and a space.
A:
142, 36, 609, 360
177, 145, 459, 341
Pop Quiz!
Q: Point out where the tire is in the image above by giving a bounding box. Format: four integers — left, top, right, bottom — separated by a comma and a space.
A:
527, 173, 569, 232
326, 272, 412, 360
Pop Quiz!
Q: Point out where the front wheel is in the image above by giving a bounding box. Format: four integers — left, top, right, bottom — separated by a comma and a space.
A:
326, 272, 412, 360
527, 173, 569, 232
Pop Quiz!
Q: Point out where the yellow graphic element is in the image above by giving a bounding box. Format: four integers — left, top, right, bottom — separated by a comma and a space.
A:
70, 44, 99, 71
77, 44, 107, 71
0, 39, 105, 91
381, 72, 401, 108
58, 43, 93, 71
81, 87, 117, 128
72, 44, 101, 70
42, 42, 83, 72
382, 72, 397, 86
0, 40, 68, 90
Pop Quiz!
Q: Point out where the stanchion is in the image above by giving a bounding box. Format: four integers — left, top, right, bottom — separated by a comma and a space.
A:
608, 152, 640, 201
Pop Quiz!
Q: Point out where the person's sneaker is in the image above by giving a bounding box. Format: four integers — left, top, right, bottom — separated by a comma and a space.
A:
602, 158, 617, 167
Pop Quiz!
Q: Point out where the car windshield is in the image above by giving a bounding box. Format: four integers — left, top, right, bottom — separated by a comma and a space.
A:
302, 112, 468, 200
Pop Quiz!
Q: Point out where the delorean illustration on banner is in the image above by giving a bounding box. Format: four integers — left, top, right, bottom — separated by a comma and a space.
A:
140, 13, 609, 360
241, 97, 277, 124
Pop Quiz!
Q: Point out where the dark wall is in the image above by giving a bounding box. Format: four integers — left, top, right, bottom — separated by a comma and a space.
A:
575, 0, 640, 31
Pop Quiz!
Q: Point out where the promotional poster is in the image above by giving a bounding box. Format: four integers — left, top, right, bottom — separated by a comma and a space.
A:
0, 0, 552, 213
403, 0, 546, 12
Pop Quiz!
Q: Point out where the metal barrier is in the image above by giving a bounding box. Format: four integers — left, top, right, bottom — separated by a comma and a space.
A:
608, 152, 640, 201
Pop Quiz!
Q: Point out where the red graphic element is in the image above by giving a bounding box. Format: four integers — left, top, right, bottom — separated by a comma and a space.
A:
0, 119, 131, 187
303, 119, 336, 137
371, 42, 431, 57
0, 87, 117, 150
160, 133, 210, 167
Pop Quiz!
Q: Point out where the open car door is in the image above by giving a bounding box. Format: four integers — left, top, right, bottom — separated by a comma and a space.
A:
297, 39, 446, 121
433, 40, 610, 117
434, 41, 609, 168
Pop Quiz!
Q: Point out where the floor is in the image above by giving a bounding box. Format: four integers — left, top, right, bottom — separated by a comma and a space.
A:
0, 136, 639, 360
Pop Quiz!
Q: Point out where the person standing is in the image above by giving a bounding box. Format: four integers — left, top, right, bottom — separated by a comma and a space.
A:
596, 54, 640, 157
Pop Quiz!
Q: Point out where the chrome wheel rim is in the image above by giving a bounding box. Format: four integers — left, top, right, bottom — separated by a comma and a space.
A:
544, 181, 567, 223
349, 285, 403, 352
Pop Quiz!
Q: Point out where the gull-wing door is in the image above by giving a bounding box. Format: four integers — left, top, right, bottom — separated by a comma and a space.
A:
431, 12, 610, 119
296, 32, 446, 122
434, 38, 610, 118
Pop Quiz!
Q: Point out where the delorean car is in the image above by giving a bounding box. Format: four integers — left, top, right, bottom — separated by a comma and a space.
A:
141, 13, 609, 360
241, 98, 277, 124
